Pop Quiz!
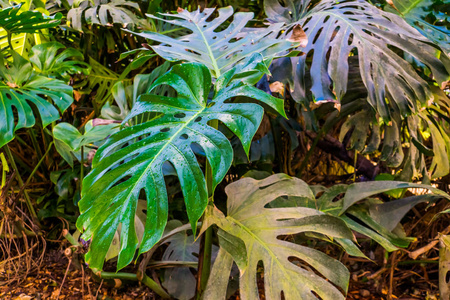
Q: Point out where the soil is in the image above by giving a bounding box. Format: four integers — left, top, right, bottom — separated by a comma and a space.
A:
0, 201, 448, 300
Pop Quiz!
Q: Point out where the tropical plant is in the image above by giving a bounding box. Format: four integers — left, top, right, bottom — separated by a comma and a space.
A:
386, 0, 450, 53
1, 0, 450, 299
71, 2, 450, 299
264, 0, 450, 182
0, 52, 73, 148
76, 56, 288, 271
66, 0, 141, 31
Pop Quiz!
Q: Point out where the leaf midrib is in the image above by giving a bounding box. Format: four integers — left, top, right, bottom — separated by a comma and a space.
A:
126, 107, 206, 207
192, 18, 221, 78
400, 0, 423, 15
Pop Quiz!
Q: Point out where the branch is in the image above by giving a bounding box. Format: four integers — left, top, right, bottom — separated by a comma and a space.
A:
305, 130, 379, 179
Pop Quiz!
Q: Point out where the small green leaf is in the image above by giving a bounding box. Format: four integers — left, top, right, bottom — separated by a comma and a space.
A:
29, 42, 91, 79
53, 120, 120, 166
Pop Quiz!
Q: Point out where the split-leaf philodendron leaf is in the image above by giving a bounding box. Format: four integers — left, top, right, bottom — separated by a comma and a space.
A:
202, 174, 355, 299
0, 53, 73, 148
67, 0, 141, 31
265, 0, 450, 120
386, 0, 450, 53
127, 6, 299, 78
0, 4, 61, 35
77, 60, 286, 271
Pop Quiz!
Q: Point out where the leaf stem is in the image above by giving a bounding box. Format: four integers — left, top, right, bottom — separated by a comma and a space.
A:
3, 145, 41, 226
196, 119, 218, 298
99, 271, 170, 299
297, 129, 324, 178
24, 141, 53, 188
199, 225, 212, 293
29, 128, 43, 162
80, 146, 84, 190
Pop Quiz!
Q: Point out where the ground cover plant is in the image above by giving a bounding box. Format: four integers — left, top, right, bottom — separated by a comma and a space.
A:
0, 0, 450, 299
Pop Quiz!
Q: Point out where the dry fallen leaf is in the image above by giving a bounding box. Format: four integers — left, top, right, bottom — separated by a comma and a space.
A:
287, 24, 308, 48
269, 81, 284, 96
309, 99, 340, 110
14, 294, 33, 300
6, 82, 19, 88
92, 118, 121, 126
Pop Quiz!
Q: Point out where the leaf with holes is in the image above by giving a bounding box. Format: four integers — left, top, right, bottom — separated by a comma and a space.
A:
76, 61, 286, 271
29, 42, 91, 80
101, 61, 172, 122
0, 4, 61, 35
258, 174, 450, 253
67, 0, 141, 31
440, 234, 450, 299
0, 31, 35, 58
127, 6, 298, 78
202, 174, 354, 300
160, 220, 201, 300
0, 53, 73, 148
0, 4, 61, 58
265, 0, 450, 120
386, 0, 450, 53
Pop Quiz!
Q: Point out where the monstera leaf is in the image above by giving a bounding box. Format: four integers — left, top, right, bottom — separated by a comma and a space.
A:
160, 220, 201, 300
127, 6, 299, 78
265, 0, 450, 120
386, 0, 450, 53
240, 171, 450, 255
0, 4, 61, 57
0, 31, 35, 58
101, 61, 172, 122
0, 53, 73, 148
0, 4, 61, 34
76, 61, 286, 271
29, 42, 90, 80
67, 0, 141, 31
202, 174, 355, 299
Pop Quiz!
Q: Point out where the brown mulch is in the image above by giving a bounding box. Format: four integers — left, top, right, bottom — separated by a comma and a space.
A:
0, 249, 157, 300
0, 201, 448, 300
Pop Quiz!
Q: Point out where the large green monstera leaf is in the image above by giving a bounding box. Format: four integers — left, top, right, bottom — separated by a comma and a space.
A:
202, 174, 355, 300
387, 0, 450, 53
76, 61, 286, 271
0, 54, 73, 148
127, 6, 298, 78
265, 0, 450, 120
